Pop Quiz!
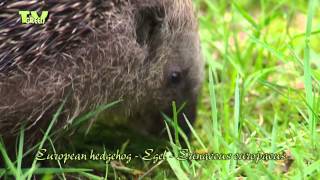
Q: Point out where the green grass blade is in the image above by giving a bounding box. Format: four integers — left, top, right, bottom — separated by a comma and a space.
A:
172, 101, 181, 147
162, 113, 191, 150
234, 74, 241, 139
304, 0, 317, 146
249, 35, 286, 61
48, 137, 66, 180
208, 66, 219, 151
26, 96, 68, 179
232, 2, 258, 29
0, 138, 18, 176
183, 114, 206, 150
165, 152, 188, 180
268, 114, 278, 171
71, 100, 122, 128
16, 126, 25, 179
79, 171, 103, 180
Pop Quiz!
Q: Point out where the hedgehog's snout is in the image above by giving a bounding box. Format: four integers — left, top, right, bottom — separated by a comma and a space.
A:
149, 51, 202, 137
149, 92, 198, 138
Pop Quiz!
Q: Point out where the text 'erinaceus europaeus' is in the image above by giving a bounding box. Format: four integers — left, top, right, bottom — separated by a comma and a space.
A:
0, 0, 203, 143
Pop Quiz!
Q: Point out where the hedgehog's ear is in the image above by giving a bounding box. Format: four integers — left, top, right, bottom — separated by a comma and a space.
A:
135, 7, 165, 46
154, 7, 165, 22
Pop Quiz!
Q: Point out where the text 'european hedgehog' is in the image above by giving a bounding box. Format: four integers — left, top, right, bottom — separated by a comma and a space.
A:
0, 0, 203, 146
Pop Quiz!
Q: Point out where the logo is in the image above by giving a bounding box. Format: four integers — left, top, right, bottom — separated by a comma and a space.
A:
19, 10, 49, 25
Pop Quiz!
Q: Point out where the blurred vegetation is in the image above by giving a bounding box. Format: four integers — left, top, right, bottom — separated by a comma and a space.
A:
193, 0, 320, 178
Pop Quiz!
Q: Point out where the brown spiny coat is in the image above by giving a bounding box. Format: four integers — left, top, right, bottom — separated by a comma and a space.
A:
0, 0, 203, 143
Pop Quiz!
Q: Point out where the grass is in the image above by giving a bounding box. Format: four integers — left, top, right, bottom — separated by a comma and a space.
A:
192, 0, 320, 178
1, 0, 320, 179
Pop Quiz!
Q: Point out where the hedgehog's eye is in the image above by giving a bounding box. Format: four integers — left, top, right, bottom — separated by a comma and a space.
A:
170, 71, 182, 85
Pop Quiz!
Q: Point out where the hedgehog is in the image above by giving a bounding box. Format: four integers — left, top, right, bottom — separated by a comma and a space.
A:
0, 0, 203, 147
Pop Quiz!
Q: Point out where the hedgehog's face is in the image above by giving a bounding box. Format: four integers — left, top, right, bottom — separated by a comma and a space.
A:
149, 32, 203, 136
133, 4, 203, 136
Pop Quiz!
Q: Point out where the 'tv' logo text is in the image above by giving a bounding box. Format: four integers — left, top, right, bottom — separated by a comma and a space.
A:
19, 11, 49, 25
